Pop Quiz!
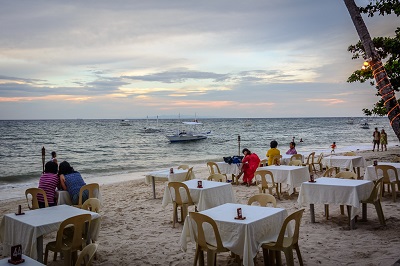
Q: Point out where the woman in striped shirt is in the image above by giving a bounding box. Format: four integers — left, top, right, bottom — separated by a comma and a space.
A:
37, 161, 59, 208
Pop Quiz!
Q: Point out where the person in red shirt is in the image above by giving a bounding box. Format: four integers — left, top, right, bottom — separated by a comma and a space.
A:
235, 148, 260, 186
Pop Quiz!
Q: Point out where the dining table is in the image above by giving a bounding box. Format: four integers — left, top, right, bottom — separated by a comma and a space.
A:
56, 189, 102, 205
0, 255, 45, 266
323, 155, 367, 178
145, 168, 191, 199
363, 162, 400, 181
162, 179, 236, 211
297, 177, 373, 229
215, 162, 242, 175
257, 165, 310, 194
0, 205, 101, 262
180, 203, 288, 266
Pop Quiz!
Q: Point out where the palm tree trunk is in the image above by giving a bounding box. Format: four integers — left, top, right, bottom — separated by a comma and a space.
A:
343, 0, 400, 141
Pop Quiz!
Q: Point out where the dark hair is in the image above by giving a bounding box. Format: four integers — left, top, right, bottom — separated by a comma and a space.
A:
58, 161, 74, 175
51, 151, 57, 158
290, 142, 296, 147
242, 148, 251, 154
44, 161, 58, 174
270, 140, 278, 148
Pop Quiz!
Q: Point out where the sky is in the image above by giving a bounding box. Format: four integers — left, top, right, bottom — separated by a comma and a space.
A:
0, 0, 398, 119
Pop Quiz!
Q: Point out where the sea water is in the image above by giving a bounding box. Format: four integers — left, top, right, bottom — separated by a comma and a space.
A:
0, 117, 397, 199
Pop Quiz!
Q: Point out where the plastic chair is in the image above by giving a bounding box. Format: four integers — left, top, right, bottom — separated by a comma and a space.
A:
189, 212, 230, 266
271, 155, 282, 165
207, 173, 225, 182
343, 151, 357, 156
261, 209, 305, 266
81, 198, 100, 213
178, 164, 189, 170
392, 156, 400, 163
206, 161, 227, 178
312, 153, 324, 172
335, 171, 357, 179
76, 183, 100, 208
375, 165, 400, 202
288, 160, 302, 166
302, 152, 315, 173
75, 243, 98, 266
322, 167, 336, 177
25, 188, 48, 210
247, 194, 277, 207
185, 167, 194, 181
361, 177, 385, 225
167, 182, 197, 228
255, 170, 280, 199
290, 154, 303, 162
258, 159, 267, 167
44, 214, 92, 266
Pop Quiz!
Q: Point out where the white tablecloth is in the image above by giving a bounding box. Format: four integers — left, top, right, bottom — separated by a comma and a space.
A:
0, 255, 45, 266
257, 165, 310, 193
162, 179, 236, 211
0, 205, 101, 260
215, 162, 242, 175
145, 169, 189, 184
56, 189, 102, 206
297, 177, 373, 219
180, 203, 288, 266
324, 155, 367, 169
364, 162, 400, 181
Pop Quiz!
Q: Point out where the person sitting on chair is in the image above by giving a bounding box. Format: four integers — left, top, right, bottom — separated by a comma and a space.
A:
59, 161, 88, 205
286, 142, 297, 155
235, 148, 260, 186
266, 140, 280, 166
37, 161, 60, 208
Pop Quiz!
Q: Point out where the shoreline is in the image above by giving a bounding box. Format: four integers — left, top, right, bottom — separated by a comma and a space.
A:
1, 143, 399, 201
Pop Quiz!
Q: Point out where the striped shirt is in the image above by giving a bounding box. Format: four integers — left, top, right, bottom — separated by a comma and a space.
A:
37, 173, 59, 204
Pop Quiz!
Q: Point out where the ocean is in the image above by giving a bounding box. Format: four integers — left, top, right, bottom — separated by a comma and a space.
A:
0, 117, 397, 199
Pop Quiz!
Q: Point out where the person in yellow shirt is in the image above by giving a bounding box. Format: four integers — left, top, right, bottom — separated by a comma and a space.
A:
266, 140, 280, 166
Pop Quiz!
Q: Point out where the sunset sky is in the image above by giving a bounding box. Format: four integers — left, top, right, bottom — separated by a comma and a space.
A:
0, 0, 398, 119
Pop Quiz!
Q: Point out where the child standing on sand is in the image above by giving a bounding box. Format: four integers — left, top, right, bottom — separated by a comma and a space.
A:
330, 142, 336, 153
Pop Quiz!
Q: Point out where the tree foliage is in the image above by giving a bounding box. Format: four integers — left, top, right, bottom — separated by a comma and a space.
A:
347, 0, 400, 116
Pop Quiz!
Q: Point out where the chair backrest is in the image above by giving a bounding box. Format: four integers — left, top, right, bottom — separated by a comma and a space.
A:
54, 214, 92, 251
366, 177, 384, 203
343, 151, 357, 156
314, 153, 324, 164
275, 209, 304, 248
258, 159, 267, 167
185, 167, 193, 181
25, 188, 48, 209
206, 162, 221, 175
271, 155, 282, 165
168, 182, 194, 205
78, 183, 100, 206
322, 167, 336, 177
392, 156, 400, 163
288, 160, 302, 166
305, 152, 315, 164
335, 171, 357, 179
290, 154, 302, 161
178, 164, 190, 170
248, 194, 277, 207
81, 198, 100, 213
75, 243, 98, 266
255, 170, 276, 189
207, 173, 225, 182
375, 165, 399, 183
189, 212, 226, 252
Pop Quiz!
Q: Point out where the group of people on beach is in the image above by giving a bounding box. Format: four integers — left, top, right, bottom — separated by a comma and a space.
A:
38, 151, 88, 207
234, 140, 299, 186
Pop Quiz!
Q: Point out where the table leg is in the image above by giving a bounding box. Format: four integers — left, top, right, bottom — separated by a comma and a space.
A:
356, 167, 361, 179
310, 204, 315, 223
37, 235, 43, 263
361, 202, 367, 222
152, 176, 156, 199
347, 205, 356, 230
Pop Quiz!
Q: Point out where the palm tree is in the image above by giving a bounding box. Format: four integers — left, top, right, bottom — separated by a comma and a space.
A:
343, 0, 400, 141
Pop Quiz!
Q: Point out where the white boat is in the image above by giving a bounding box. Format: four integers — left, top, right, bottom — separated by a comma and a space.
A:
360, 119, 370, 129
166, 121, 210, 142
346, 118, 354, 125
143, 116, 163, 133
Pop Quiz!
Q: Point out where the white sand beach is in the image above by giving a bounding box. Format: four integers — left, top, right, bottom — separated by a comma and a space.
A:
1, 148, 400, 265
